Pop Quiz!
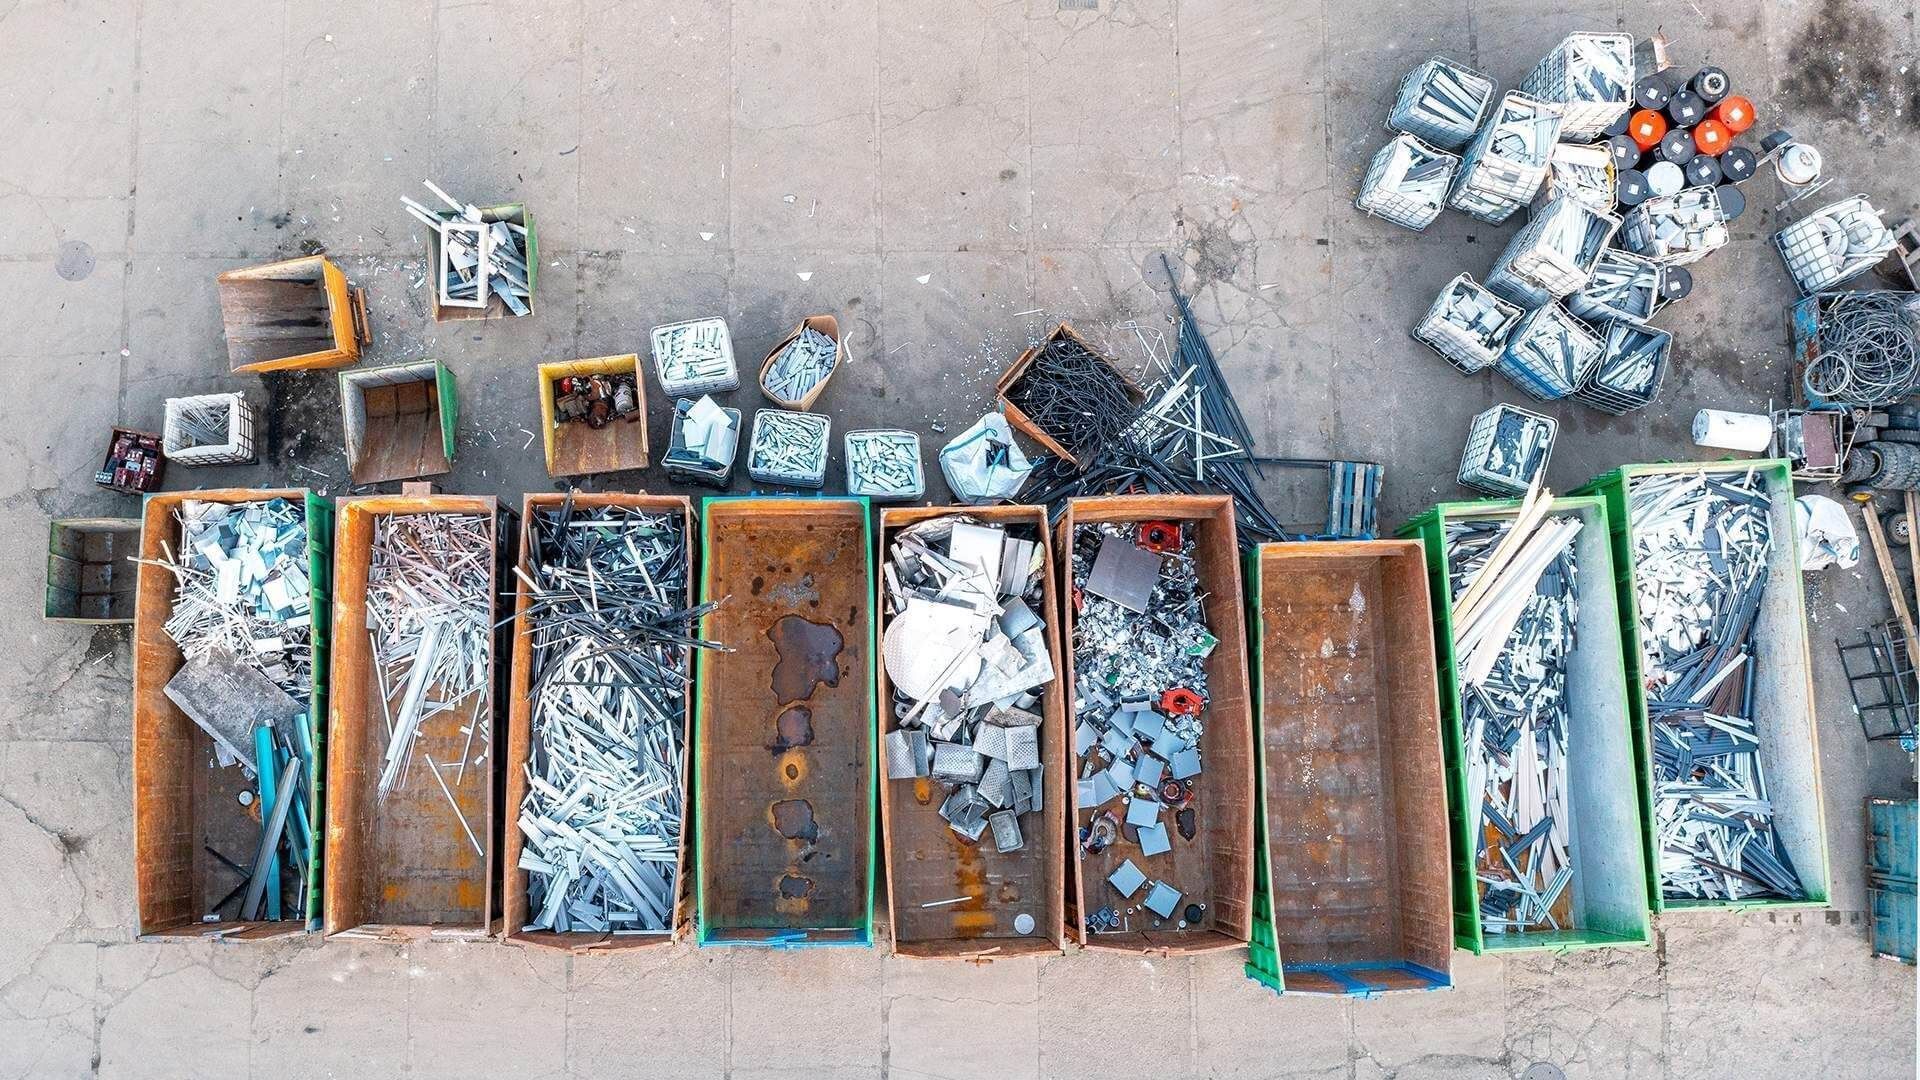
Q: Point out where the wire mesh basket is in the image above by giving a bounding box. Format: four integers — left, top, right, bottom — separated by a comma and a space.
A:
1448, 92, 1561, 224
843, 429, 924, 501
747, 409, 830, 488
1413, 273, 1526, 374
1573, 319, 1671, 414
1620, 186, 1731, 266
651, 316, 740, 396
1773, 195, 1898, 295
1495, 302, 1604, 401
1387, 56, 1496, 151
162, 392, 258, 466
1517, 32, 1634, 141
1568, 249, 1662, 323
1356, 133, 1459, 231
1458, 403, 1557, 496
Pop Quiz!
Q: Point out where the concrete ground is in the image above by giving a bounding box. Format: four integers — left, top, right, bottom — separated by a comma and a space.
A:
2, 0, 1916, 1076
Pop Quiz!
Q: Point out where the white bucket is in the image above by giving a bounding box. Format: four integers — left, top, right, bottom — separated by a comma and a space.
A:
1692, 409, 1772, 452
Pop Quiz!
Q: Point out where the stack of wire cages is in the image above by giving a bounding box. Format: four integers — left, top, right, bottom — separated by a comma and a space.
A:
1458, 403, 1557, 497
1568, 248, 1662, 323
161, 392, 258, 466
1774, 196, 1899, 295
1621, 186, 1731, 265
1573, 320, 1671, 414
1484, 195, 1623, 308
1413, 273, 1525, 374
1356, 133, 1459, 231
1517, 32, 1634, 141
1387, 56, 1496, 151
1531, 143, 1616, 214
1840, 622, 1918, 747
1448, 92, 1562, 224
1495, 301, 1603, 401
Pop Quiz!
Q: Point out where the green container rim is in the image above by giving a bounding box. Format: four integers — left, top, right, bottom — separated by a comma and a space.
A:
1572, 458, 1832, 913
1398, 494, 1653, 954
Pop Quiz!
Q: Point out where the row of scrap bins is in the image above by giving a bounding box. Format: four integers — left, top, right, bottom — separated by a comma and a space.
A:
124, 472, 1828, 974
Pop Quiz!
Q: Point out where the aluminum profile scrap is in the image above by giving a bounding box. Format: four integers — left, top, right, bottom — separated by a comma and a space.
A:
1516, 32, 1634, 141
761, 326, 839, 404
1458, 405, 1556, 498
1414, 273, 1524, 375
1446, 492, 1584, 934
516, 503, 726, 934
1071, 522, 1216, 936
1387, 56, 1496, 151
1575, 320, 1670, 415
747, 408, 831, 488
1448, 92, 1561, 225
881, 516, 1053, 853
367, 512, 493, 854
1620, 187, 1731, 266
651, 317, 740, 397
1496, 302, 1604, 402
401, 180, 532, 315
1356, 133, 1459, 232
1628, 470, 1807, 902
845, 430, 925, 501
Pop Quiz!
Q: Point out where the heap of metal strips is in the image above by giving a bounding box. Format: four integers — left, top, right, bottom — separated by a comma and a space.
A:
1016, 263, 1290, 546
516, 500, 728, 934
1630, 470, 1806, 902
367, 512, 493, 854
1448, 515, 1581, 934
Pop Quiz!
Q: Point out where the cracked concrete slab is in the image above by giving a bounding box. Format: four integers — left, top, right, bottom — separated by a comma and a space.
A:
0, 0, 1915, 1076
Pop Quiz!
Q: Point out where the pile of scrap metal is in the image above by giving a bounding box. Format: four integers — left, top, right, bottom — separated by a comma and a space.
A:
1628, 470, 1806, 902
141, 498, 317, 923
881, 517, 1053, 852
552, 372, 641, 429
1070, 522, 1215, 934
516, 502, 725, 934
1445, 489, 1583, 933
402, 180, 533, 315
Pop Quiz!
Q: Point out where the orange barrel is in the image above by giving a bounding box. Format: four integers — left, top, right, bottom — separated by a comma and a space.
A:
1712, 95, 1755, 134
1630, 109, 1668, 151
1693, 118, 1731, 156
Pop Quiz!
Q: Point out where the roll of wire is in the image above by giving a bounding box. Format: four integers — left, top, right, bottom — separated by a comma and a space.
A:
1806, 292, 1920, 406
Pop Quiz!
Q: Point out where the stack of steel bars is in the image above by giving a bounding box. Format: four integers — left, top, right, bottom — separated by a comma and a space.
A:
515, 500, 727, 934
1630, 470, 1806, 902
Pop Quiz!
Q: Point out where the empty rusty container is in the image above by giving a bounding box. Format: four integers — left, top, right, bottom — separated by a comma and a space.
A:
1242, 541, 1453, 995
695, 497, 876, 946
216, 255, 368, 374
1059, 494, 1257, 953
877, 504, 1067, 959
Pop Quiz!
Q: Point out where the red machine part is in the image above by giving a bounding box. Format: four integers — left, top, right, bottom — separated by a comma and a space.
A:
1159, 687, 1203, 716
1137, 520, 1181, 554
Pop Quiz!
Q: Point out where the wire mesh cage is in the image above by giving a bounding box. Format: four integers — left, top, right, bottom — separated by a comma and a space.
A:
1356, 133, 1459, 231
162, 392, 258, 466
1490, 195, 1623, 300
1621, 186, 1731, 266
1448, 92, 1562, 224
747, 409, 831, 488
1387, 56, 1496, 151
1568, 249, 1662, 323
1773, 196, 1899, 295
1573, 319, 1670, 414
1413, 273, 1526, 374
1495, 302, 1604, 401
1458, 403, 1557, 496
1517, 32, 1634, 141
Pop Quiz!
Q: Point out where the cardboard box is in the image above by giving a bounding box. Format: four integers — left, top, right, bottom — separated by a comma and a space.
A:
758, 314, 849, 411
876, 504, 1067, 959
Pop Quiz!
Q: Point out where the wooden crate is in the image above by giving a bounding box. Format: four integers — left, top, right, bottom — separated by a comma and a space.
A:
502, 492, 695, 951
1058, 494, 1256, 953
536, 355, 650, 477
876, 504, 1067, 959
324, 495, 509, 939
425, 203, 537, 322
216, 255, 367, 373
695, 497, 875, 946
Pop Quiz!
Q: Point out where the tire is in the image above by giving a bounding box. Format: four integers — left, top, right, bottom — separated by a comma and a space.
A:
1886, 402, 1920, 430
1878, 429, 1920, 444
1870, 441, 1920, 490
1843, 448, 1881, 483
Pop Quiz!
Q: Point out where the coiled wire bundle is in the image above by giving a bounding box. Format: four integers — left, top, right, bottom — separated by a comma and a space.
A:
1804, 292, 1920, 407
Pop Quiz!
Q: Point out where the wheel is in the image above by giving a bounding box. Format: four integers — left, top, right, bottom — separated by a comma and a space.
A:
1870, 441, 1920, 490
1865, 409, 1895, 429
1843, 447, 1881, 483
1878, 429, 1920, 444
1886, 402, 1920, 430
